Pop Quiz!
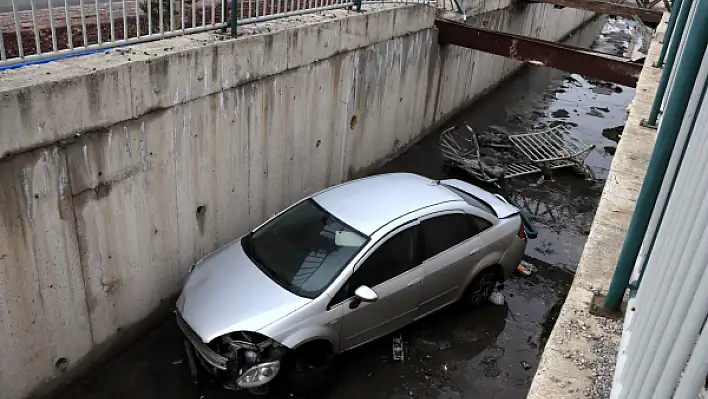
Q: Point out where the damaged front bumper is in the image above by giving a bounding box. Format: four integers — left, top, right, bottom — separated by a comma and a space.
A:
175, 310, 284, 389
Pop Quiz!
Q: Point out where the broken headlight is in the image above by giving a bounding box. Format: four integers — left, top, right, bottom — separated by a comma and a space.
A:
236, 361, 281, 388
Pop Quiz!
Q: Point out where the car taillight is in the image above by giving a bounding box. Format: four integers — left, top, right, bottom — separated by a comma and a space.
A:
518, 225, 526, 239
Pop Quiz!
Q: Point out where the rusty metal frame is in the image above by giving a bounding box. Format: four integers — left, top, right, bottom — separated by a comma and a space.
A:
525, 0, 663, 24
436, 19, 643, 87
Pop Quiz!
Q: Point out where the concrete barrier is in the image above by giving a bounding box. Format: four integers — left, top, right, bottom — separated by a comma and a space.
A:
0, 3, 593, 398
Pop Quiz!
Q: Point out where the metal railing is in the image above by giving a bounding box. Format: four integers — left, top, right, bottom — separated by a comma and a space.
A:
608, 0, 708, 396
0, 0, 462, 68
0, 0, 350, 67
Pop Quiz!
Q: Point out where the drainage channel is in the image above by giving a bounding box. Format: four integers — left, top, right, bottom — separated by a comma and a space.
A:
51, 15, 637, 399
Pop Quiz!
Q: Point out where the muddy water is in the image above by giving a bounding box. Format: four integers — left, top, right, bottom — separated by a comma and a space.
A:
51, 16, 637, 399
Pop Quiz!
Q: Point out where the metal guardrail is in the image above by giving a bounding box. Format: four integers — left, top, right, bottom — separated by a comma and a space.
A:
0, 0, 462, 68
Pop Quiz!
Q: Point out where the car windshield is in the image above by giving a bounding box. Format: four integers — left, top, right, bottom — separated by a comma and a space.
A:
242, 199, 368, 299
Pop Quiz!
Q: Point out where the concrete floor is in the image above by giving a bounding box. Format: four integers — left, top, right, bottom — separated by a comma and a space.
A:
45, 17, 636, 399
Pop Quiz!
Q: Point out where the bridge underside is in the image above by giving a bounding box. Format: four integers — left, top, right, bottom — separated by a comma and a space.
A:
436, 19, 643, 88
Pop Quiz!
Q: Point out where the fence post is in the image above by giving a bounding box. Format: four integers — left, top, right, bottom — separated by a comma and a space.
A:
230, 0, 238, 37
656, 0, 683, 67
604, 0, 708, 312
646, 0, 694, 125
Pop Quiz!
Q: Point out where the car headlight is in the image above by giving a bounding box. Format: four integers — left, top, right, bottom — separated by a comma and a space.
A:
236, 361, 281, 388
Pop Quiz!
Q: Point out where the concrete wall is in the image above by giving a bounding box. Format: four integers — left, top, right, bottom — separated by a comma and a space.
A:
0, 4, 593, 398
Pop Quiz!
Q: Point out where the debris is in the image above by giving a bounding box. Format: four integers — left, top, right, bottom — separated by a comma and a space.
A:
172, 359, 183, 365
551, 109, 571, 118
517, 264, 532, 276
520, 260, 538, 273
521, 361, 532, 370
438, 341, 452, 351
392, 334, 405, 362
489, 286, 505, 305
587, 108, 605, 118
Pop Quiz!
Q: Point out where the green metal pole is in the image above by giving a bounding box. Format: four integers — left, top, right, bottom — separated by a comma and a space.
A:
647, 0, 695, 125
604, 0, 708, 311
656, 0, 684, 67
230, 0, 237, 37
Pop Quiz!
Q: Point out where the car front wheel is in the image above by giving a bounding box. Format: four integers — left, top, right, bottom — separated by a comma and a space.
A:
283, 344, 335, 395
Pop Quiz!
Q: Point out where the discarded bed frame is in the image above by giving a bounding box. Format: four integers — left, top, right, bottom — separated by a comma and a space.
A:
440, 124, 595, 184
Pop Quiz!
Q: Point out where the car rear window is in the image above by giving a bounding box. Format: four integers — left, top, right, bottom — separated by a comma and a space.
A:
444, 185, 496, 216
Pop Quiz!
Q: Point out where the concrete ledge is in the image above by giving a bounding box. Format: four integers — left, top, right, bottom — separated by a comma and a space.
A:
0, 4, 435, 160
527, 12, 668, 399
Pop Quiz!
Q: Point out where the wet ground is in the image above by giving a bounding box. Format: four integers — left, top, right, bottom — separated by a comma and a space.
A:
48, 16, 638, 399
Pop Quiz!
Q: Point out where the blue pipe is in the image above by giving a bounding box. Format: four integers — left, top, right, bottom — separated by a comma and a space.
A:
647, 0, 695, 125
0, 48, 111, 71
656, 0, 684, 67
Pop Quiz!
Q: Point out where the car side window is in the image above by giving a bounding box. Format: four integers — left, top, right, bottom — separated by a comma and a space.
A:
467, 214, 492, 236
329, 225, 419, 306
421, 214, 473, 261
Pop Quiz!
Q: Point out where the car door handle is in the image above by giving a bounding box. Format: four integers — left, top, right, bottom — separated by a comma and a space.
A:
408, 277, 422, 287
469, 247, 481, 255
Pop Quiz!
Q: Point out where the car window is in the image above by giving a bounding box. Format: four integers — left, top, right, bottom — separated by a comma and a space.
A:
421, 214, 473, 260
244, 199, 368, 299
329, 225, 419, 306
468, 214, 493, 235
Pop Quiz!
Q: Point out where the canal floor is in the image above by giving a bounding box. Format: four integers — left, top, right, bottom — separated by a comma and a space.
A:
47, 16, 636, 399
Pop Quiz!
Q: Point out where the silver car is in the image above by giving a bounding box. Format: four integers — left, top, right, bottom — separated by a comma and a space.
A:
175, 173, 527, 393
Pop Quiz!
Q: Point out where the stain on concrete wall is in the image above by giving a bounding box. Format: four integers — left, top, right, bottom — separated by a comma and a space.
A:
0, 4, 593, 399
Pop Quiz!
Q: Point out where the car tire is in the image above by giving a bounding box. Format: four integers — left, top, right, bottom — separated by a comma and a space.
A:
463, 268, 499, 309
283, 347, 335, 395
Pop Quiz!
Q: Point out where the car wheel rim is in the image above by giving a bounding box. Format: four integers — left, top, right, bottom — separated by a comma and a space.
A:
470, 274, 496, 304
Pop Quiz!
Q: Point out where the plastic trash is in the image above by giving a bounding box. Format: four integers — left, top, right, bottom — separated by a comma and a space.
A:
489, 288, 505, 305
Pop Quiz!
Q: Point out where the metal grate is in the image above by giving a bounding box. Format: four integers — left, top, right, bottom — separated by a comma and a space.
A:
509, 126, 594, 163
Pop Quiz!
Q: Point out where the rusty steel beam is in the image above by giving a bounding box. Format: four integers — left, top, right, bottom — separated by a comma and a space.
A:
436, 19, 642, 87
526, 0, 663, 24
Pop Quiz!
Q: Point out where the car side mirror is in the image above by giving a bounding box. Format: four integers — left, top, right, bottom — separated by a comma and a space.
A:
354, 286, 378, 303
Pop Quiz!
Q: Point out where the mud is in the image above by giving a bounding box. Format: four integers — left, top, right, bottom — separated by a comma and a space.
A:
47, 16, 637, 399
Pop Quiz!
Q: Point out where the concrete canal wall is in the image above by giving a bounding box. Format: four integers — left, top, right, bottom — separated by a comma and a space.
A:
0, 3, 593, 398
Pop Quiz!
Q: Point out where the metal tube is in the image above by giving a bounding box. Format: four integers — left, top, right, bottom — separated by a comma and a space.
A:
148, 0, 152, 34
604, 0, 708, 311
94, 0, 102, 43
656, 0, 683, 67
202, 0, 206, 26
11, 0, 23, 57
647, 0, 695, 125
123, 0, 128, 38
631, 47, 708, 292
0, 30, 6, 60
29, 0, 42, 54
111, 0, 116, 39
673, 321, 708, 398
64, 0, 74, 49
79, 0, 87, 45
192, 0, 196, 28
230, 0, 237, 36
48, 0, 58, 51
664, 0, 697, 113
136, 0, 141, 36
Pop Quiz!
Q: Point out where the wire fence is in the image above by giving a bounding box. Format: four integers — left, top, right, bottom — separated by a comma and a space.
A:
0, 0, 461, 67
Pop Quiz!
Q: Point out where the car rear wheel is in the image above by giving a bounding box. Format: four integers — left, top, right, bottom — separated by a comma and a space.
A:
463, 269, 498, 309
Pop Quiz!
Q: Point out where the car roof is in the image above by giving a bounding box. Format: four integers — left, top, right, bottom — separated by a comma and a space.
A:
311, 173, 463, 236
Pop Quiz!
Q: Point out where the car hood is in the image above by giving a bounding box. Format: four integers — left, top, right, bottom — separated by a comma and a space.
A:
176, 240, 312, 343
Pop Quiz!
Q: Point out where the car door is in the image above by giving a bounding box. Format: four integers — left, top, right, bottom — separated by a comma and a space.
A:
329, 222, 424, 351
417, 212, 493, 318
